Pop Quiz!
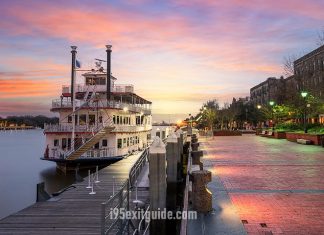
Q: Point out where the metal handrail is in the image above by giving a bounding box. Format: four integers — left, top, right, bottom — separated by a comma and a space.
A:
101, 179, 130, 235
129, 149, 148, 187
132, 205, 150, 235
62, 116, 113, 159
180, 147, 192, 235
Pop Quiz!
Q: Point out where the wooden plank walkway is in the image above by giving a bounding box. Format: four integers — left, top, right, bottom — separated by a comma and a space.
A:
0, 151, 149, 235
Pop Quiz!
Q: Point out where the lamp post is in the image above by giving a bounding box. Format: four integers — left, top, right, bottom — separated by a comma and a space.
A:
257, 105, 262, 128
269, 101, 275, 131
301, 91, 308, 133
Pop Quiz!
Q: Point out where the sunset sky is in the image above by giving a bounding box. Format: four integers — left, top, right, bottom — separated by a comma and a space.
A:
0, 0, 323, 119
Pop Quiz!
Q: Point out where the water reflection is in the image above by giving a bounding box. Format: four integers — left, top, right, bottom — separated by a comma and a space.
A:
39, 166, 87, 194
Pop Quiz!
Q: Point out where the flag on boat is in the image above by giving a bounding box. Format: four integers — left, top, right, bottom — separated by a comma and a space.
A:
75, 60, 81, 68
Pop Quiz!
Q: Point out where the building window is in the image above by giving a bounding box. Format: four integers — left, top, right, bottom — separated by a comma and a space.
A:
117, 139, 122, 149
113, 115, 116, 124
102, 139, 107, 147
54, 139, 59, 147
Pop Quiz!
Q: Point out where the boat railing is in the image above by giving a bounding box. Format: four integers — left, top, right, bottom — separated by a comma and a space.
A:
62, 84, 134, 94
44, 123, 152, 133
62, 116, 114, 159
49, 147, 116, 159
44, 123, 96, 132
51, 99, 151, 114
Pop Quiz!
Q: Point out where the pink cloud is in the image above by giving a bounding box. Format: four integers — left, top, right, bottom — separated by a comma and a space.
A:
0, 1, 282, 74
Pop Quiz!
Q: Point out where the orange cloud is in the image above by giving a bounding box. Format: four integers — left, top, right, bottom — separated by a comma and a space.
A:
0, 78, 59, 98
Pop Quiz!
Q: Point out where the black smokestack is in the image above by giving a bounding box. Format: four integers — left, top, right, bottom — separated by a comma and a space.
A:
70, 46, 77, 104
106, 45, 112, 101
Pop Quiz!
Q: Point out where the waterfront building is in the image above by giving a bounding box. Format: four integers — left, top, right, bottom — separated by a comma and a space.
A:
250, 77, 285, 105
294, 45, 324, 99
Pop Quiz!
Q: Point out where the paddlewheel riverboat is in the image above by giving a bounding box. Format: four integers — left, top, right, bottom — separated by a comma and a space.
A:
42, 45, 152, 172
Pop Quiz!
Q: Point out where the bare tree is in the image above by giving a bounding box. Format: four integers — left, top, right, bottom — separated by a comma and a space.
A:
283, 55, 297, 77
316, 28, 324, 46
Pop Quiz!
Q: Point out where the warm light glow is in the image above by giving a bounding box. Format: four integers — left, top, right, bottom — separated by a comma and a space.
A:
123, 107, 128, 112
301, 91, 308, 98
176, 119, 182, 125
257, 105, 261, 109
269, 101, 275, 106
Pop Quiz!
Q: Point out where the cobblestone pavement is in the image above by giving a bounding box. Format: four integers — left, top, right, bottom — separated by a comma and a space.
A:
201, 135, 324, 235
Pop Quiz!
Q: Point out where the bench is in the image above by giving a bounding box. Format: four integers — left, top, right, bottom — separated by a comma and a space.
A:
297, 139, 312, 145
267, 131, 273, 136
261, 130, 266, 135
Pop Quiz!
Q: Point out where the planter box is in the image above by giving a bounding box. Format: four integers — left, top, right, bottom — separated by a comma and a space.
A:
286, 132, 324, 145
213, 130, 242, 136
274, 132, 286, 139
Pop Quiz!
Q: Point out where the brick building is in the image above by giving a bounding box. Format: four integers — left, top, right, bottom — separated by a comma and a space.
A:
294, 45, 324, 99
250, 77, 285, 106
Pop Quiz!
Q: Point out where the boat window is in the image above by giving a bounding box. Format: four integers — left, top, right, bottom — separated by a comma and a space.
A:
54, 139, 59, 147
79, 114, 86, 125
89, 115, 95, 125
94, 142, 99, 149
75, 114, 78, 125
102, 139, 107, 147
162, 131, 166, 139
62, 138, 67, 149
68, 138, 71, 149
117, 139, 122, 149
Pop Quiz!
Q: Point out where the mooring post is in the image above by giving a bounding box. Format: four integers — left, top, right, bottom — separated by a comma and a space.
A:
166, 132, 179, 210
36, 182, 50, 202
149, 137, 166, 235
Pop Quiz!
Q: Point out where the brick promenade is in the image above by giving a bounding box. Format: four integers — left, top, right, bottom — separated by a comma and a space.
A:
202, 135, 324, 235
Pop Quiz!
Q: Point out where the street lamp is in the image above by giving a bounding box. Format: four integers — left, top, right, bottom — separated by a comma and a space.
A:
301, 91, 308, 133
301, 91, 308, 98
269, 101, 275, 131
257, 105, 262, 109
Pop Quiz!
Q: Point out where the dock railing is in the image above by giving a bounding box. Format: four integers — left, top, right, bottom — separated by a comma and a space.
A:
101, 180, 130, 235
180, 146, 192, 235
129, 148, 149, 187
101, 149, 149, 234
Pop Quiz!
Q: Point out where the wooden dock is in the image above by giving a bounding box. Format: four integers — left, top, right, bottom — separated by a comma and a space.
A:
0, 151, 149, 235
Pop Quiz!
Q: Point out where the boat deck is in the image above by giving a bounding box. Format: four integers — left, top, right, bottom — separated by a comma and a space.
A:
0, 151, 149, 235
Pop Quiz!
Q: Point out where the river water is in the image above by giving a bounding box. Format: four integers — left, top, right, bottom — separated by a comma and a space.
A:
0, 129, 86, 219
